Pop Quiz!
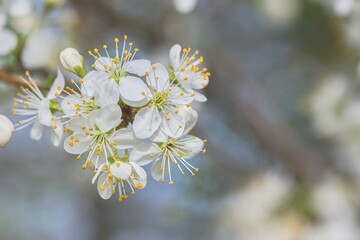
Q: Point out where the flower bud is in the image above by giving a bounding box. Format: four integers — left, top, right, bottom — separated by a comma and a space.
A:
0, 114, 14, 147
60, 48, 87, 77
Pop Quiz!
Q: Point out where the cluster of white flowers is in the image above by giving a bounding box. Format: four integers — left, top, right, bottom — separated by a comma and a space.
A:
9, 35, 209, 202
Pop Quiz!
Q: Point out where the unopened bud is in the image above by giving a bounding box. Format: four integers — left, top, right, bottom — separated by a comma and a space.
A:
0, 114, 14, 147
60, 48, 87, 77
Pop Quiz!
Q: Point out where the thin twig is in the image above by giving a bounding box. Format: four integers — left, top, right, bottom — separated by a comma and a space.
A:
0, 70, 46, 89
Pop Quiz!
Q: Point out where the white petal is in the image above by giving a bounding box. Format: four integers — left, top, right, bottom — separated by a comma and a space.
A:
66, 118, 93, 132
173, 0, 198, 14
94, 57, 114, 71
146, 63, 170, 92
183, 107, 198, 135
121, 96, 151, 108
191, 74, 209, 90
128, 162, 147, 188
151, 159, 164, 181
168, 86, 194, 105
81, 71, 108, 97
30, 119, 43, 140
94, 79, 120, 107
118, 76, 150, 104
38, 99, 53, 126
169, 44, 182, 70
110, 162, 132, 180
110, 128, 140, 150
90, 151, 107, 169
61, 94, 82, 116
149, 129, 168, 143
192, 90, 207, 102
49, 121, 63, 146
133, 106, 162, 139
95, 104, 122, 133
92, 164, 104, 184
64, 133, 91, 154
97, 173, 112, 200
177, 135, 204, 159
129, 142, 161, 166
161, 110, 185, 138
125, 59, 151, 76
47, 68, 65, 100
0, 29, 17, 56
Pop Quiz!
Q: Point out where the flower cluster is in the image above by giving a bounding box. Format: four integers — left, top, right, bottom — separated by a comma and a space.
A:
10, 35, 209, 202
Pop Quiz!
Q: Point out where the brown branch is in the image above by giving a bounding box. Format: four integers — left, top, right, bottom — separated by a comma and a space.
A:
0, 70, 46, 89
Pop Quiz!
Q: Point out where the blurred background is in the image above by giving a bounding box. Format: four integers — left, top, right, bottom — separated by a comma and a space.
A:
1, 0, 360, 239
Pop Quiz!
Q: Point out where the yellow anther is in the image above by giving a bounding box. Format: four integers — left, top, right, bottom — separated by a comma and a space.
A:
99, 185, 105, 191
116, 162, 120, 167
191, 173, 196, 176
94, 48, 99, 53
103, 44, 107, 49
82, 164, 87, 170
76, 155, 81, 160
134, 48, 139, 52
169, 181, 174, 185
124, 35, 128, 40
195, 168, 199, 172
53, 124, 58, 129
161, 179, 165, 183
54, 93, 59, 97
134, 183, 143, 189
202, 149, 207, 154
129, 42, 133, 46
25, 71, 30, 76
180, 91, 184, 96
152, 66, 156, 71
188, 127, 193, 132
68, 141, 74, 147
141, 91, 145, 96
131, 191, 136, 195
79, 79, 84, 84
88, 50, 92, 55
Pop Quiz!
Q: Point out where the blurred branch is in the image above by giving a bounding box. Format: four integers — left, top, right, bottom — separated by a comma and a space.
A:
213, 50, 332, 182
0, 70, 46, 89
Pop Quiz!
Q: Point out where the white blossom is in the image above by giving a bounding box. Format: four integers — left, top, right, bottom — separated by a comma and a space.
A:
130, 108, 205, 183
63, 106, 139, 170
12, 70, 65, 146
132, 63, 194, 139
83, 36, 151, 107
92, 161, 147, 202
169, 44, 209, 102
0, 28, 17, 56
